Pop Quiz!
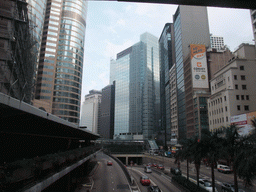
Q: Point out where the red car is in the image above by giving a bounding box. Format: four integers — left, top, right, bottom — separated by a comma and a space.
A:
140, 175, 151, 186
157, 164, 164, 170
152, 163, 157, 167
107, 161, 113, 166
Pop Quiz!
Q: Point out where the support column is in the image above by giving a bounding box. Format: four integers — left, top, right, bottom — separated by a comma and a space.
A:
126, 157, 128, 165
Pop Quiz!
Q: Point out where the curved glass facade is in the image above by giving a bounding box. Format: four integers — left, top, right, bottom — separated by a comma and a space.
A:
35, 0, 87, 124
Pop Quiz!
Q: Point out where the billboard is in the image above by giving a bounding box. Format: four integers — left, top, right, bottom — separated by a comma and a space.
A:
230, 111, 256, 136
190, 44, 209, 88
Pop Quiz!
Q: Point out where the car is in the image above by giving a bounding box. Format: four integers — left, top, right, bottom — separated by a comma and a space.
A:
148, 185, 162, 192
217, 165, 232, 173
157, 164, 164, 170
144, 166, 152, 173
199, 179, 218, 192
221, 182, 245, 192
170, 167, 182, 175
140, 175, 151, 186
107, 161, 112, 166
152, 163, 157, 167
147, 163, 152, 167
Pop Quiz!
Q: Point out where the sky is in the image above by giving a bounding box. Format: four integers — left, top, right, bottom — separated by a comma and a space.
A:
81, 2, 254, 104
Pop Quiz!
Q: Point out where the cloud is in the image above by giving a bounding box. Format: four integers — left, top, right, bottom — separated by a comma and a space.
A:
117, 19, 126, 26
104, 39, 135, 59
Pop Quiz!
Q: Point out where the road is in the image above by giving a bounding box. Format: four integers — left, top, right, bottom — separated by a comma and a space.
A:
90, 152, 131, 192
128, 166, 184, 192
143, 154, 256, 192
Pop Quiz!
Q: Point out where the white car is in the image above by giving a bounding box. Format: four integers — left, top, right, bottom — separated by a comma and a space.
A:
144, 166, 152, 173
199, 179, 218, 192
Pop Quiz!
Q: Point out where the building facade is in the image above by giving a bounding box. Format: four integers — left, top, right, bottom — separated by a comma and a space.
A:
110, 32, 160, 140
251, 9, 256, 43
208, 43, 256, 131
33, 0, 88, 124
98, 82, 115, 139
159, 23, 175, 146
0, 0, 35, 103
173, 5, 211, 139
210, 34, 225, 51
80, 90, 102, 134
169, 64, 178, 143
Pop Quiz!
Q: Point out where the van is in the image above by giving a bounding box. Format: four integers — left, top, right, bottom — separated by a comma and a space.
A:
217, 164, 232, 173
144, 166, 152, 173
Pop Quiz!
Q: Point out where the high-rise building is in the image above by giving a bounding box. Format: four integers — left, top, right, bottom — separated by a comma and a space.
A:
210, 34, 225, 51
110, 32, 160, 140
173, 5, 211, 139
98, 82, 115, 139
208, 43, 256, 131
80, 90, 102, 134
0, 0, 35, 103
250, 9, 256, 43
159, 23, 175, 146
33, 0, 88, 124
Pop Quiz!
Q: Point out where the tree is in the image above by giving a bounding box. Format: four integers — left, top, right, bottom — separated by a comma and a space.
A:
200, 129, 224, 192
221, 125, 241, 192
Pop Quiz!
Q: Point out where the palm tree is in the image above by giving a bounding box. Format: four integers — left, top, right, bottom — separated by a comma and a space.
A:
179, 138, 194, 180
200, 129, 224, 192
221, 124, 241, 192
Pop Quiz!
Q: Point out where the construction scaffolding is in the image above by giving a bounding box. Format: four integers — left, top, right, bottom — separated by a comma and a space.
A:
0, 0, 36, 104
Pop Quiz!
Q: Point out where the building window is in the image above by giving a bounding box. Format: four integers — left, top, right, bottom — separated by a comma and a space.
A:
237, 105, 240, 111
241, 95, 244, 100
236, 95, 240, 100
241, 75, 246, 80
224, 96, 226, 101
242, 85, 247, 90
235, 84, 238, 89
234, 75, 237, 80
225, 106, 227, 111
244, 105, 249, 111
240, 66, 244, 70
226, 117, 228, 122
246, 95, 249, 100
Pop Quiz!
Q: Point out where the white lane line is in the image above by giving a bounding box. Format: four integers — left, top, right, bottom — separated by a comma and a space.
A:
128, 167, 157, 186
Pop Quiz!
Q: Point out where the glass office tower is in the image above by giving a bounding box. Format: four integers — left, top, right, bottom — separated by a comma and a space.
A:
159, 23, 175, 145
173, 5, 210, 139
110, 32, 160, 140
34, 0, 88, 124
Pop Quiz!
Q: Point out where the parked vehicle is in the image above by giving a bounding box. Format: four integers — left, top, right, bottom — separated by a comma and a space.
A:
170, 167, 182, 175
199, 179, 218, 192
221, 182, 245, 192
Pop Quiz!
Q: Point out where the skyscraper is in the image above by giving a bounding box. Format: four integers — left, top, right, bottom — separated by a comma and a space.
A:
250, 9, 256, 43
159, 23, 175, 146
33, 0, 88, 124
80, 90, 102, 134
173, 5, 211, 139
110, 32, 160, 140
98, 82, 115, 139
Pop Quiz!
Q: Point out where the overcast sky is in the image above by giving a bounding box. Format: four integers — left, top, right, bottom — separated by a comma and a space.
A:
81, 2, 254, 104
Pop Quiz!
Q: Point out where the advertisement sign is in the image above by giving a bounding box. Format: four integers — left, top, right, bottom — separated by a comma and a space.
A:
231, 112, 256, 136
190, 44, 209, 88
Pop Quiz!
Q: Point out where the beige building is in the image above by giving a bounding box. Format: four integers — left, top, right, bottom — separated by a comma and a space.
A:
169, 64, 178, 142
80, 90, 102, 134
208, 43, 256, 131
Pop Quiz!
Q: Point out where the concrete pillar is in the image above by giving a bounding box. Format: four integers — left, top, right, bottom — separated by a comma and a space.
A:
126, 157, 128, 165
